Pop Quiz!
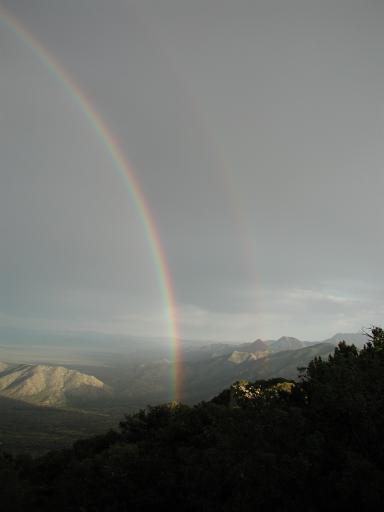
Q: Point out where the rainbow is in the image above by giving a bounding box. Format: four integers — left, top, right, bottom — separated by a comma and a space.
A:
0, 5, 182, 401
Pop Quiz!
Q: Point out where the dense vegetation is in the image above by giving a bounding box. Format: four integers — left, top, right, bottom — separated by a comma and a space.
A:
2, 328, 384, 511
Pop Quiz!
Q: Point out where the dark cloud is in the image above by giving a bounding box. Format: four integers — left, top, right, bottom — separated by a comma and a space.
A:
1, 0, 383, 341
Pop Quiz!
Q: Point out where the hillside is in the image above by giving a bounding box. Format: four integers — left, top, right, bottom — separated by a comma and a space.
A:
3, 328, 384, 511
0, 395, 116, 456
0, 363, 109, 407
0, 362, 8, 373
180, 342, 334, 401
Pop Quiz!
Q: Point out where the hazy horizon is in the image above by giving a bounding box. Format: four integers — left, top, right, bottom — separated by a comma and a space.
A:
0, 321, 369, 347
1, 0, 384, 343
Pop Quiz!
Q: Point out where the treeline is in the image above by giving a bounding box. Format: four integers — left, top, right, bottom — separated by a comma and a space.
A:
2, 328, 384, 511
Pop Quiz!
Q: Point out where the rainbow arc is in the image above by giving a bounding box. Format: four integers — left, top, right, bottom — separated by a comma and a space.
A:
0, 5, 182, 401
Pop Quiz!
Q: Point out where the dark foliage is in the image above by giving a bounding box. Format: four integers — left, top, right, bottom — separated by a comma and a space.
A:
2, 328, 384, 511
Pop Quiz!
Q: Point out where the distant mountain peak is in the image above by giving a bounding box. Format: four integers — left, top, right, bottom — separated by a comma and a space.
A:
247, 339, 268, 351
267, 337, 310, 353
323, 332, 367, 347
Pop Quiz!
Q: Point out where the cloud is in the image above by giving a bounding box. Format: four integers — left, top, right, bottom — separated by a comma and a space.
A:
1, 0, 383, 343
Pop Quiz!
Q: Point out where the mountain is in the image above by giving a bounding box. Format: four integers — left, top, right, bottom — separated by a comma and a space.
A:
266, 336, 314, 352
181, 343, 241, 362
105, 335, 346, 403
322, 332, 367, 347
181, 338, 269, 362
225, 339, 269, 364
179, 342, 334, 402
181, 332, 366, 363
0, 363, 110, 407
0, 333, 366, 409
238, 339, 269, 352
227, 349, 268, 364
239, 342, 334, 381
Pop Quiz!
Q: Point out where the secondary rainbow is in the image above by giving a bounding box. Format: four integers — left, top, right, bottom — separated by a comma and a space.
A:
0, 5, 182, 401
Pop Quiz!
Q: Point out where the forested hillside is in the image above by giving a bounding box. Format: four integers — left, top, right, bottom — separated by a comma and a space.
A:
2, 328, 384, 511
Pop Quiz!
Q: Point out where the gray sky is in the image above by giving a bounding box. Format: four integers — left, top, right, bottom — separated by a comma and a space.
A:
1, 0, 384, 342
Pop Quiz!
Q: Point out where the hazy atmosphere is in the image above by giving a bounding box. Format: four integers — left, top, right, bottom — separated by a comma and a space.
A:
1, 0, 384, 343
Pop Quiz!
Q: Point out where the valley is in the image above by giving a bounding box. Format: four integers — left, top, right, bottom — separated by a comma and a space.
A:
0, 332, 367, 454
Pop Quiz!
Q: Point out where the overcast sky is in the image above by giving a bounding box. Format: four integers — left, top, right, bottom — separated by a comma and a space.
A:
1, 0, 383, 343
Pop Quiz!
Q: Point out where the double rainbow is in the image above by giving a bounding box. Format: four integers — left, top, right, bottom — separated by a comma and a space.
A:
0, 5, 182, 401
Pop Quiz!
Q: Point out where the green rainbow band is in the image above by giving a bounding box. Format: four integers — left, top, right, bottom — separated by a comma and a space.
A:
0, 5, 182, 401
